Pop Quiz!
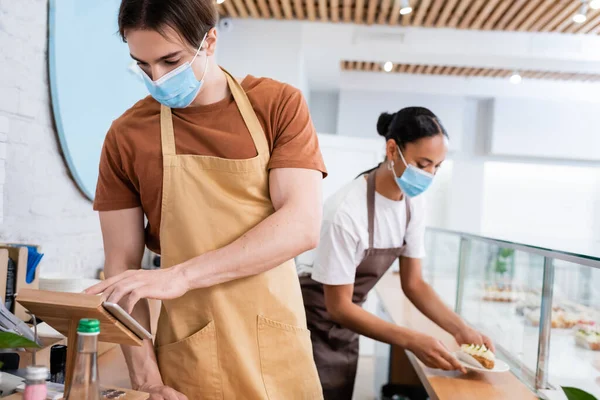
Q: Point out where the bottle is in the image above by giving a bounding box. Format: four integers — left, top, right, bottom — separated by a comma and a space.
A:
65, 319, 101, 400
50, 344, 67, 384
23, 365, 48, 400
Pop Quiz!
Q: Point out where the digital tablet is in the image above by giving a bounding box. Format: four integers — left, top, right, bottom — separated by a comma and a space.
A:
103, 301, 153, 340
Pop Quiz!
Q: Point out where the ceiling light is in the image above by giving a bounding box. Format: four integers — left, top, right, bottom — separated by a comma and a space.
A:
400, 0, 413, 15
509, 71, 522, 85
383, 61, 394, 72
590, 0, 600, 10
573, 3, 588, 23
216, 0, 225, 4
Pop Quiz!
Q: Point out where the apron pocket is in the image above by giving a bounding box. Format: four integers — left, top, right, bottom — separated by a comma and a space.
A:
257, 315, 323, 400
156, 321, 223, 399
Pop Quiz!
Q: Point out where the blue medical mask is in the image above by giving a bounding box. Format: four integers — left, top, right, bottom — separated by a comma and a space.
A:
390, 146, 434, 198
140, 34, 208, 108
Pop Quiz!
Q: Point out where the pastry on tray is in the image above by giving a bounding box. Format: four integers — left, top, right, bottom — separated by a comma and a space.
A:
458, 344, 495, 369
575, 325, 600, 351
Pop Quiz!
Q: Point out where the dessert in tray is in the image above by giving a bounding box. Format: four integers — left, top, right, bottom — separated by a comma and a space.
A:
458, 344, 495, 369
575, 325, 600, 351
483, 284, 523, 303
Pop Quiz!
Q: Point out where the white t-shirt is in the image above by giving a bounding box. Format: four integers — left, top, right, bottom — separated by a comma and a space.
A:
296, 177, 426, 285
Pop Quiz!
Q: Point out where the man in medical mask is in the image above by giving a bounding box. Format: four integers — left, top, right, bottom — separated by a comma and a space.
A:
87, 0, 326, 398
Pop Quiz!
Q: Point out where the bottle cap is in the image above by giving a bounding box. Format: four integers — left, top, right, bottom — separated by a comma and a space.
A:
77, 318, 100, 334
26, 365, 48, 381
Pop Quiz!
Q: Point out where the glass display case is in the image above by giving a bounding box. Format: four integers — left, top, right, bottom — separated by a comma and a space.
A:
424, 228, 600, 397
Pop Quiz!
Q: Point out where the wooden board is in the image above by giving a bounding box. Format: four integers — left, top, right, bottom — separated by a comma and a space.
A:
375, 272, 538, 400
16, 289, 142, 347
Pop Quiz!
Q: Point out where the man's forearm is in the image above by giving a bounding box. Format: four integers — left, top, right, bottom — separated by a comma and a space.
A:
120, 298, 163, 389
405, 281, 467, 336
181, 203, 319, 289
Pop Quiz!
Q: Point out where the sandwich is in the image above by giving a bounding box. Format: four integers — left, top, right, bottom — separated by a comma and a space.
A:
458, 344, 495, 369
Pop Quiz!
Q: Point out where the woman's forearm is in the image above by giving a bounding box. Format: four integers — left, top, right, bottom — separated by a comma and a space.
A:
405, 280, 466, 336
329, 301, 417, 349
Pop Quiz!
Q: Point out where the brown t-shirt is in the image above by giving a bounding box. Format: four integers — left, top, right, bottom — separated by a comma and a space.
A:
93, 75, 327, 253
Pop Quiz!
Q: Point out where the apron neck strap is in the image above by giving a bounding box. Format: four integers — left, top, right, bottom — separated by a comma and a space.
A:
159, 68, 270, 158
367, 170, 376, 250
161, 106, 176, 156
222, 68, 270, 158
366, 169, 412, 250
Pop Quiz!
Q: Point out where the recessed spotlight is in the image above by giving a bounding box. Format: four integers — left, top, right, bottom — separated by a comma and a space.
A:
509, 71, 522, 85
573, 3, 588, 23
216, 0, 225, 4
383, 61, 394, 72
591, 0, 600, 10
400, 0, 413, 15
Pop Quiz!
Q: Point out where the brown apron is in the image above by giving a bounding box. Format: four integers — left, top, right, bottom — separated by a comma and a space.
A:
300, 170, 411, 400
155, 69, 323, 399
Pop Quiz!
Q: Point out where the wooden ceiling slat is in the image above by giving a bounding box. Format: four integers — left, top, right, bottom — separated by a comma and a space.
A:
292, 0, 305, 19
496, 0, 528, 30
505, 0, 541, 31
355, 0, 366, 23
454, 67, 465, 76
414, 65, 425, 74
366, 0, 378, 24
305, 0, 316, 21
317, 0, 327, 21
254, 0, 271, 18
528, 1, 564, 31
572, 10, 600, 33
542, 1, 579, 32
232, 0, 249, 17
223, 1, 239, 18
407, 64, 417, 74
239, 0, 258, 18
243, 0, 260, 18
432, 66, 443, 74
281, 0, 294, 19
448, 0, 474, 28
342, 0, 352, 22
436, 0, 459, 27
424, 0, 445, 27
482, 0, 512, 30
413, 0, 432, 27
267, 0, 283, 19
587, 19, 600, 34
389, 0, 402, 25
518, 0, 555, 31
330, 0, 339, 22
370, 62, 379, 72
424, 65, 434, 74
377, 0, 393, 25
554, 13, 578, 33
470, 0, 501, 30
476, 68, 488, 77
458, 0, 486, 29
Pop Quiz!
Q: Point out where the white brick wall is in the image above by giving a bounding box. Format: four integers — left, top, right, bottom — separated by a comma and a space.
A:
0, 0, 105, 278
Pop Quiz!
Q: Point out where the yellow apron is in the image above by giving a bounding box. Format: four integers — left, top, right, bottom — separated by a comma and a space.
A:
154, 70, 323, 400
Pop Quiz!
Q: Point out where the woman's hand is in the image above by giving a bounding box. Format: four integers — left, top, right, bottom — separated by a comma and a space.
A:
406, 332, 466, 373
454, 326, 495, 353
85, 267, 190, 313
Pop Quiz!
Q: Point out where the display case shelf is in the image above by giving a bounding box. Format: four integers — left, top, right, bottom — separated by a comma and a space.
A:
424, 227, 600, 397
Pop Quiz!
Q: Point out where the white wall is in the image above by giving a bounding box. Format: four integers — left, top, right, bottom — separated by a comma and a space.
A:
0, 1, 104, 277
309, 91, 339, 134
217, 19, 309, 94
336, 89, 465, 152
